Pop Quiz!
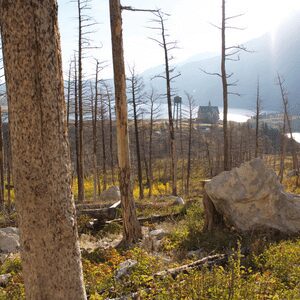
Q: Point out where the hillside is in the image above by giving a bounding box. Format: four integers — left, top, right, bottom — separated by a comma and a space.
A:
142, 12, 300, 112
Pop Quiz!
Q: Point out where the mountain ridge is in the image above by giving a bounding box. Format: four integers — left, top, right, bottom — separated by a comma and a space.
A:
142, 13, 300, 113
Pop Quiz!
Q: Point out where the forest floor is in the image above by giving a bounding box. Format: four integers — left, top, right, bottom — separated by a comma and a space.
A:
0, 176, 299, 299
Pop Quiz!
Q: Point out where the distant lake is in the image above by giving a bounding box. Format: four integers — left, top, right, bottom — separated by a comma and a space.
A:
287, 133, 300, 143
219, 108, 255, 123
157, 104, 255, 123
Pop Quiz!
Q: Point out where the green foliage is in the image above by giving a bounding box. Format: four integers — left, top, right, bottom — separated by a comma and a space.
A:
97, 222, 122, 238
0, 211, 17, 228
0, 257, 24, 300
255, 239, 300, 290
77, 214, 93, 234
0, 257, 22, 275
0, 237, 299, 299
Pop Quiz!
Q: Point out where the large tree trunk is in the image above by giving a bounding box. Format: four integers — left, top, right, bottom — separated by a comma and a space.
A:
109, 0, 142, 245
0, 1, 86, 298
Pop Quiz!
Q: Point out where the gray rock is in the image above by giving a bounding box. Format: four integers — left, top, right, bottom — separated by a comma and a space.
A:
187, 249, 205, 259
0, 227, 20, 253
0, 227, 19, 235
0, 254, 8, 263
168, 196, 185, 205
205, 158, 300, 233
149, 229, 167, 240
143, 229, 168, 252
143, 237, 162, 252
100, 186, 121, 202
174, 197, 185, 205
116, 259, 137, 279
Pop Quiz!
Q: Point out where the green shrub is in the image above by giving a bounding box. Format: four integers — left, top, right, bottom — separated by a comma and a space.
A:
0, 257, 22, 275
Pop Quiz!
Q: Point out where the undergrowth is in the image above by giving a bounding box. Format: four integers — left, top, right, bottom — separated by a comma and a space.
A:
1, 201, 299, 299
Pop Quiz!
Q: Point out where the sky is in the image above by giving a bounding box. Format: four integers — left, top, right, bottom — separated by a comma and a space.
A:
58, 0, 300, 78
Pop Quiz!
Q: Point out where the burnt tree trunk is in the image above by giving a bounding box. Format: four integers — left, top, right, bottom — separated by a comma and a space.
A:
109, 0, 142, 245
100, 94, 107, 191
221, 0, 229, 171
106, 85, 115, 185
92, 61, 100, 200
77, 0, 85, 202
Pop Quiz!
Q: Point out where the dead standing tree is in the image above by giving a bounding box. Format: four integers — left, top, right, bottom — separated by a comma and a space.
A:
74, 0, 98, 202
127, 66, 145, 200
102, 81, 116, 185
202, 0, 249, 171
92, 60, 100, 200
202, 0, 250, 228
66, 61, 72, 129
149, 10, 181, 195
99, 92, 108, 191
185, 92, 196, 196
109, 0, 142, 245
147, 88, 161, 197
277, 73, 299, 187
255, 78, 262, 158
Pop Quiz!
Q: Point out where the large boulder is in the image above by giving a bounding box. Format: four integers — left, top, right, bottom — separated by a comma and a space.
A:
0, 227, 20, 253
100, 186, 121, 202
205, 158, 300, 233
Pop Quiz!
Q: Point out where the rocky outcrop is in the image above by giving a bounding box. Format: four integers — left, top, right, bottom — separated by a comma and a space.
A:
100, 186, 121, 202
0, 227, 20, 253
205, 158, 300, 233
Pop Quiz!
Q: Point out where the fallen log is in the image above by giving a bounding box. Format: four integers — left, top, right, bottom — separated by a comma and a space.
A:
76, 203, 106, 210
77, 201, 121, 221
106, 211, 184, 226
154, 254, 227, 279
105, 254, 227, 299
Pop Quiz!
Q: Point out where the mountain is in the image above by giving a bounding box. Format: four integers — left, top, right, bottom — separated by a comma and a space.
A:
142, 12, 300, 112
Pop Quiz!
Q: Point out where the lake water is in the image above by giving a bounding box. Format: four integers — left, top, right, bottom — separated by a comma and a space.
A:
286, 133, 300, 143
157, 103, 255, 123
218, 108, 255, 123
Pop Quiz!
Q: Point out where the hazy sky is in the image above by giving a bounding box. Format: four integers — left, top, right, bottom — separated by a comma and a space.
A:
58, 0, 300, 77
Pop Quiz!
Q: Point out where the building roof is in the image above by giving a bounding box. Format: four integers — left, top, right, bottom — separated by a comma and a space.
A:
198, 106, 219, 113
